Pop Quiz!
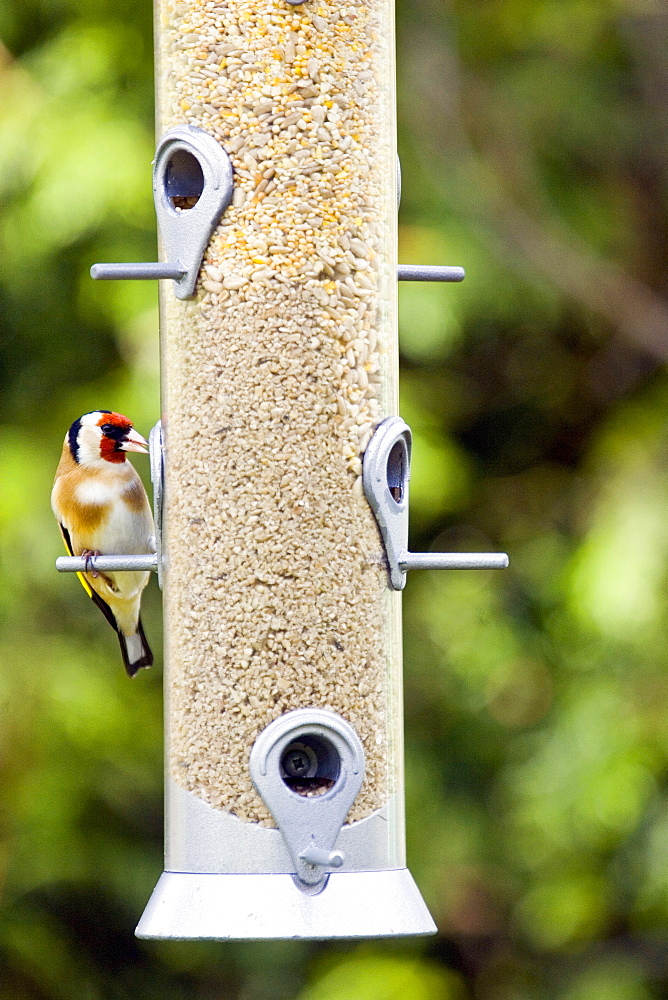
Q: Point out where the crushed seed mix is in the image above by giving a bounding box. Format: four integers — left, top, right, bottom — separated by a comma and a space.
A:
158, 0, 400, 825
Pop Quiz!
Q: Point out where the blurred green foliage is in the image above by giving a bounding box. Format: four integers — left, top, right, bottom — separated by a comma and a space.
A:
1, 0, 668, 996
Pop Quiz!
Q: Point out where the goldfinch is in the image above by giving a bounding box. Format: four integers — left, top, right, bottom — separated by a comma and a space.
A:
51, 410, 155, 677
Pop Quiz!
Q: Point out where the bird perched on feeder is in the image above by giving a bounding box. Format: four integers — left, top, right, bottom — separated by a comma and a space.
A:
51, 410, 155, 677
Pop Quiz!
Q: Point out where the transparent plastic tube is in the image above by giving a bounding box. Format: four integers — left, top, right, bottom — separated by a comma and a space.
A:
144, 0, 430, 936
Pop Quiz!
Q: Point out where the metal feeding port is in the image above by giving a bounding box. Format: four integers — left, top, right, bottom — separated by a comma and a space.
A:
90, 126, 234, 299
250, 710, 364, 889
363, 416, 509, 590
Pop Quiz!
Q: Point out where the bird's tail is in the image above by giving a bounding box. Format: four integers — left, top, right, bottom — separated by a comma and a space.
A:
118, 618, 153, 677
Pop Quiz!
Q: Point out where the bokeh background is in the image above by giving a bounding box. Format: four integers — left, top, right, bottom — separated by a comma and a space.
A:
1, 0, 668, 996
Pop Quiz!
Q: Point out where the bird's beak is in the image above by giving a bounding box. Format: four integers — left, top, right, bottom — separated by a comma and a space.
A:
122, 428, 149, 454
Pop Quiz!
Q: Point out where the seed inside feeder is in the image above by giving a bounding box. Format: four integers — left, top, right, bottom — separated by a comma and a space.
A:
157, 0, 399, 828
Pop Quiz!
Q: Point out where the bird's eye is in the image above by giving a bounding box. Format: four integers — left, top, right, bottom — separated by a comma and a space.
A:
101, 424, 116, 434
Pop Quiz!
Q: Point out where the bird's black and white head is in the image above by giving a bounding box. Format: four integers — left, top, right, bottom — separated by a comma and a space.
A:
67, 411, 148, 466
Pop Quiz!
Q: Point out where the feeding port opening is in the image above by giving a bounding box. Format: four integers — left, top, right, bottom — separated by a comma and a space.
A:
280, 734, 341, 798
164, 148, 204, 211
387, 439, 408, 503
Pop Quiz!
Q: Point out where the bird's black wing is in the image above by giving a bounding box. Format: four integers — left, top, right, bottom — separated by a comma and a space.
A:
58, 523, 119, 634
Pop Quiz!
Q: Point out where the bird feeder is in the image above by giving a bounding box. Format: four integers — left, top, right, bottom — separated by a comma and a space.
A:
58, 0, 507, 940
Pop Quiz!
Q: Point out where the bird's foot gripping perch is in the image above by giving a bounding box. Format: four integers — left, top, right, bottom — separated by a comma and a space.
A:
81, 549, 102, 578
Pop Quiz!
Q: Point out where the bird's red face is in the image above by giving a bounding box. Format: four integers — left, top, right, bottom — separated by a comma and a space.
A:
67, 410, 149, 466
96, 412, 148, 464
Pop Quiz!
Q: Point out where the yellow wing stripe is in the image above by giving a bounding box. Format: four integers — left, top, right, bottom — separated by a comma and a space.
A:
59, 524, 93, 598
76, 570, 93, 598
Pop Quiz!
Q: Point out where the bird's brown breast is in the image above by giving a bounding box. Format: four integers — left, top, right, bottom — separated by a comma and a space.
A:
53, 475, 109, 539
122, 476, 151, 514
53, 442, 123, 541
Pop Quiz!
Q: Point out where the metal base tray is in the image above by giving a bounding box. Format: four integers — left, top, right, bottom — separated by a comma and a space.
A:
136, 868, 436, 940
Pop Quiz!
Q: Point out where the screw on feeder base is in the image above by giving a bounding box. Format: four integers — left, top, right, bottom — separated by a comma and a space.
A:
285, 751, 309, 776
282, 744, 317, 779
